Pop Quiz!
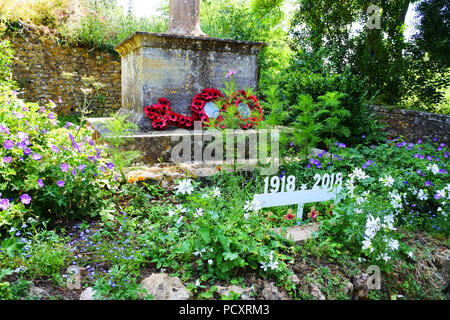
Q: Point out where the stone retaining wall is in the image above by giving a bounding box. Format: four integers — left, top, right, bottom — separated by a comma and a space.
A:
371, 106, 450, 145
6, 27, 121, 115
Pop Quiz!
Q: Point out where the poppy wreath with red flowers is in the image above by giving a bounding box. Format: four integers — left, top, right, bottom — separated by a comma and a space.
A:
228, 90, 263, 129
144, 89, 263, 130
191, 88, 224, 127
144, 98, 172, 130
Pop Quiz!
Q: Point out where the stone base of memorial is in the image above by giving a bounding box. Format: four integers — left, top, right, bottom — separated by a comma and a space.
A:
114, 32, 266, 131
87, 118, 286, 165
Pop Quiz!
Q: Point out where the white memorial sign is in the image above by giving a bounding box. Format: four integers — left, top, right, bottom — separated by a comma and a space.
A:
254, 174, 344, 224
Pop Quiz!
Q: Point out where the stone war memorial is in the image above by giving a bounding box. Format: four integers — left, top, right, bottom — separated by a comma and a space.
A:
88, 0, 268, 165
1, 0, 449, 304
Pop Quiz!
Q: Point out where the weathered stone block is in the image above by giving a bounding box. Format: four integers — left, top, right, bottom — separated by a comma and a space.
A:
114, 32, 266, 130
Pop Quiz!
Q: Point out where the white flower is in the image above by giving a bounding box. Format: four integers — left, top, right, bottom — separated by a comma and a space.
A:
383, 213, 396, 231
212, 187, 221, 197
243, 213, 250, 219
201, 193, 209, 199
174, 179, 194, 195
427, 164, 440, 175
362, 238, 373, 252
268, 260, 279, 270
353, 167, 370, 180
244, 199, 262, 212
168, 204, 186, 216
356, 196, 365, 205
208, 259, 213, 265
195, 279, 201, 286
363, 191, 371, 197
194, 248, 206, 257
380, 253, 391, 263
436, 189, 447, 199
194, 208, 204, 217
387, 239, 399, 251
417, 189, 428, 201
355, 208, 363, 214
345, 177, 356, 197
379, 175, 395, 187
365, 215, 381, 239
260, 261, 270, 271
408, 251, 414, 259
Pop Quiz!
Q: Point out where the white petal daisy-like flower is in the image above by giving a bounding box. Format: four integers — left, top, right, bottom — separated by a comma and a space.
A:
174, 179, 194, 195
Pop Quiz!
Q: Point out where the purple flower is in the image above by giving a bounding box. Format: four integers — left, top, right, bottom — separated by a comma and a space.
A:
48, 113, 56, 120
23, 148, 31, 156
416, 169, 422, 175
37, 179, 44, 188
106, 162, 114, 170
225, 69, 237, 78
60, 163, 70, 172
32, 153, 42, 161
71, 169, 76, 176
425, 181, 431, 186
51, 145, 59, 153
362, 134, 366, 139
20, 194, 32, 205
434, 193, 441, 200
56, 180, 65, 187
3, 156, 12, 163
0, 125, 10, 134
17, 141, 27, 149
3, 140, 14, 149
0, 198, 10, 210
77, 164, 87, 171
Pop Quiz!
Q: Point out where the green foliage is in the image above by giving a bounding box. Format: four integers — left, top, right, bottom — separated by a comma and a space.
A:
57, 0, 166, 55
201, 0, 292, 89
102, 113, 142, 181
0, 92, 116, 227
318, 92, 351, 156
0, 38, 16, 92
277, 49, 384, 146
60, 72, 104, 131
289, 94, 325, 160
92, 264, 150, 300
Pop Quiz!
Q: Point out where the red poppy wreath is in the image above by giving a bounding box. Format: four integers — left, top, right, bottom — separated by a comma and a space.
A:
144, 89, 262, 130
228, 90, 263, 129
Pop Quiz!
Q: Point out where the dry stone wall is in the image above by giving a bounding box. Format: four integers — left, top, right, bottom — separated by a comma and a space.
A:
371, 106, 450, 145
6, 28, 121, 115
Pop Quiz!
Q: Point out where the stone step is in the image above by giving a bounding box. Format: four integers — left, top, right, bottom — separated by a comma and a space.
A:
274, 223, 321, 243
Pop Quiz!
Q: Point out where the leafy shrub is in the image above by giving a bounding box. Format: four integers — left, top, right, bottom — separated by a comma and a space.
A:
58, 1, 166, 55
0, 0, 76, 29
0, 39, 15, 92
0, 92, 116, 227
283, 137, 449, 271
119, 173, 296, 284
277, 50, 384, 146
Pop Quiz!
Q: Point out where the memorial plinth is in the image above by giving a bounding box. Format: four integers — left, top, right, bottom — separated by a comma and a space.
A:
114, 32, 267, 130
